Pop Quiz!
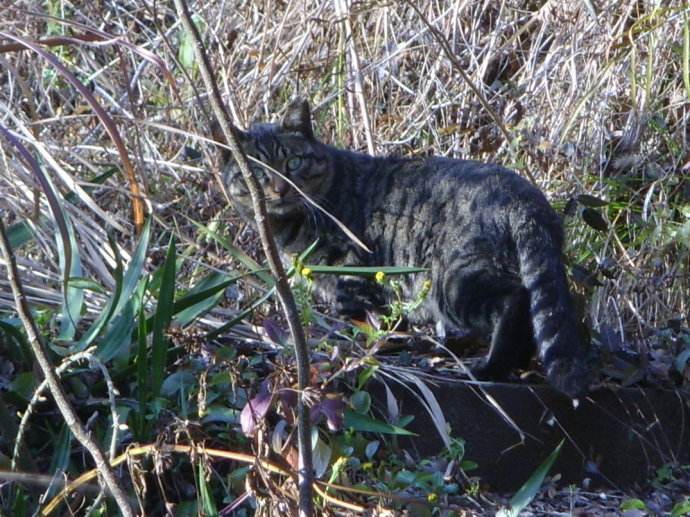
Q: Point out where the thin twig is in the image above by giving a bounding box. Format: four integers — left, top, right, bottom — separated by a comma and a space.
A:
171, 1, 315, 515
0, 220, 134, 517
334, 0, 375, 154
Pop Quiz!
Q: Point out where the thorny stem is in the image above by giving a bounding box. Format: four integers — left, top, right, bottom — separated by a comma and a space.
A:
171, 1, 315, 515
0, 220, 134, 517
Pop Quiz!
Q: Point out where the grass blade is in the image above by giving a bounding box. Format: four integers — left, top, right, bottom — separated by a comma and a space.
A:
174, 272, 243, 327
46, 424, 73, 498
497, 440, 564, 517
205, 286, 276, 340
77, 232, 124, 350
114, 218, 151, 316
190, 217, 274, 287
56, 215, 83, 343
135, 285, 150, 439
343, 409, 417, 436
683, 11, 690, 100
197, 459, 218, 516
150, 234, 177, 399
304, 265, 428, 276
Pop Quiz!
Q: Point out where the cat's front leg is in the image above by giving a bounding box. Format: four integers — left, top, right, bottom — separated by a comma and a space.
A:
312, 273, 384, 320
333, 276, 385, 320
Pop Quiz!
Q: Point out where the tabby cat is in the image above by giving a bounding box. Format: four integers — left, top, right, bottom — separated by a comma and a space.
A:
219, 99, 591, 399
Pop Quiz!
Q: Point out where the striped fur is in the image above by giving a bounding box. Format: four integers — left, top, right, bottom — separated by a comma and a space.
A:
221, 99, 591, 398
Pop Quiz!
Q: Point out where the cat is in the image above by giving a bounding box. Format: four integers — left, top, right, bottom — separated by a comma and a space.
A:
218, 98, 592, 399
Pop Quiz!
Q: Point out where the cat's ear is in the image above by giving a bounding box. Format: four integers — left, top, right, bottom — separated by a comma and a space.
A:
282, 98, 314, 139
211, 120, 247, 161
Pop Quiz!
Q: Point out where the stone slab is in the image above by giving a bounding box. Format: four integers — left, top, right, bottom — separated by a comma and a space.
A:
375, 380, 690, 491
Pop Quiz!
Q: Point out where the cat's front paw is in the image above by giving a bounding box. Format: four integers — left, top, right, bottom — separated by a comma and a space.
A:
334, 277, 379, 321
470, 360, 509, 382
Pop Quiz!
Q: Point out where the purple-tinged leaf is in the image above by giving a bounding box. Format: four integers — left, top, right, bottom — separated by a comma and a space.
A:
240, 382, 273, 437
311, 396, 345, 431
263, 318, 286, 345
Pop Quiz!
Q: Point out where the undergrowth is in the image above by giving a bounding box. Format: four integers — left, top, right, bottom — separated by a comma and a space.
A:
1, 0, 689, 515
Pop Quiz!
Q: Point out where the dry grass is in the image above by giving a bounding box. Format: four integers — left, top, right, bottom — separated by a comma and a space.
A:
1, 0, 689, 352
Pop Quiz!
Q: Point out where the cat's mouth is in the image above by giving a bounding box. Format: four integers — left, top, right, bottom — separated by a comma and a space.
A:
266, 197, 301, 215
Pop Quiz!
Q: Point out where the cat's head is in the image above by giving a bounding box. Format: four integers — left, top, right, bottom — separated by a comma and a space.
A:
218, 99, 333, 217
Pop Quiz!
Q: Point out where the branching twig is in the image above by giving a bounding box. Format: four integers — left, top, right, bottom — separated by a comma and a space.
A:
171, 1, 315, 515
0, 220, 134, 517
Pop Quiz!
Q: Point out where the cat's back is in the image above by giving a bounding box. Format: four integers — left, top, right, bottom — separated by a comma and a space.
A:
348, 153, 553, 221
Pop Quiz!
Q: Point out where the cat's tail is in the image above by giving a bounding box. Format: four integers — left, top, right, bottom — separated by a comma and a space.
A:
514, 212, 592, 399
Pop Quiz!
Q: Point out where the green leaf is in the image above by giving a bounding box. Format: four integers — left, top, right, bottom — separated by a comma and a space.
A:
356, 365, 379, 391
114, 218, 151, 317
67, 277, 107, 294
77, 232, 125, 351
201, 406, 239, 424
47, 424, 73, 498
582, 208, 608, 232
197, 459, 217, 517
6, 221, 34, 249
150, 234, 177, 399
304, 265, 428, 276
497, 440, 563, 517
620, 498, 648, 511
350, 391, 371, 414
134, 286, 150, 439
298, 239, 320, 264
9, 372, 37, 402
365, 440, 380, 459
576, 194, 608, 207
0, 320, 32, 366
178, 14, 206, 72
343, 409, 416, 436
190, 213, 273, 287
10, 486, 28, 517
312, 428, 332, 479
96, 300, 136, 363
671, 498, 690, 517
161, 370, 195, 397
206, 286, 276, 340
174, 272, 242, 327
461, 460, 478, 472
56, 215, 83, 342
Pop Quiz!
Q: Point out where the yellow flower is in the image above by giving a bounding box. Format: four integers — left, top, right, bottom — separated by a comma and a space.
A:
301, 267, 312, 279
427, 492, 439, 504
375, 271, 386, 283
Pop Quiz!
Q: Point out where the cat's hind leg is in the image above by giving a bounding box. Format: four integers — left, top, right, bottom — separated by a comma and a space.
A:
442, 265, 535, 380
471, 286, 536, 381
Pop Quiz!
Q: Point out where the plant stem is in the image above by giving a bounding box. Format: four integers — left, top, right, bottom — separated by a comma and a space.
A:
171, 1, 314, 515
0, 219, 134, 517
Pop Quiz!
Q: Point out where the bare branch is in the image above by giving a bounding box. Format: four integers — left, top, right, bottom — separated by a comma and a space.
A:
171, 1, 315, 515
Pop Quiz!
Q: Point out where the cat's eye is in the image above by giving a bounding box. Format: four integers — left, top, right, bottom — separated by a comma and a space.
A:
286, 157, 302, 171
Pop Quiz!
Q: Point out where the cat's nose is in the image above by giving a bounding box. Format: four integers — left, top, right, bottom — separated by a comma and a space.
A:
271, 177, 290, 197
